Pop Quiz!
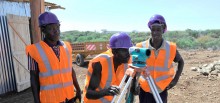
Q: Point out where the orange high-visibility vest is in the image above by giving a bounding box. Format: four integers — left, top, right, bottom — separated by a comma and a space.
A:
136, 39, 176, 93
83, 50, 128, 103
26, 41, 75, 103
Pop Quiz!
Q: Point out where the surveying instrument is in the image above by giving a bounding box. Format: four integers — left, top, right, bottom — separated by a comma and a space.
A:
111, 47, 163, 103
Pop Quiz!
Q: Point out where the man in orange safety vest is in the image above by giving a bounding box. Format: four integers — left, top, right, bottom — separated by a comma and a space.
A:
26, 12, 81, 103
136, 14, 184, 103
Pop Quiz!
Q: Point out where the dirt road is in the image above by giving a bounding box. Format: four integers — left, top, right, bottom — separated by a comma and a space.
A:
0, 49, 220, 103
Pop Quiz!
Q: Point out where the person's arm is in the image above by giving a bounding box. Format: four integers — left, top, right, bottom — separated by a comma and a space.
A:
28, 55, 40, 103
167, 50, 184, 90
86, 62, 120, 99
72, 67, 81, 101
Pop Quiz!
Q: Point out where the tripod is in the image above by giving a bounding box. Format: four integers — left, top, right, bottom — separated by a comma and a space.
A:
111, 64, 163, 103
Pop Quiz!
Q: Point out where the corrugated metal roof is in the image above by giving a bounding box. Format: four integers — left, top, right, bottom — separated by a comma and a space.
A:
0, 1, 31, 16
6, 0, 65, 10
45, 2, 65, 10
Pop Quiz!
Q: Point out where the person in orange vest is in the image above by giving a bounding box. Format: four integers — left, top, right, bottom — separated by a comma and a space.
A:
26, 12, 81, 103
136, 14, 184, 103
83, 32, 140, 103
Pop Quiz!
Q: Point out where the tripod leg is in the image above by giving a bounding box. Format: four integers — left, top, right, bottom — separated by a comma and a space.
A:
125, 91, 134, 103
125, 72, 141, 103
117, 76, 133, 103
134, 72, 141, 93
146, 76, 163, 103
111, 75, 128, 103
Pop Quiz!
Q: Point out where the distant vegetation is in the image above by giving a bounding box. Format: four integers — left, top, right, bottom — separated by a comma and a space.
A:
61, 29, 220, 50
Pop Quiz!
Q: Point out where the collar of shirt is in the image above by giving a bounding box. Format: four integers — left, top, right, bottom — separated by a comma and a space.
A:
43, 38, 63, 47
148, 38, 166, 50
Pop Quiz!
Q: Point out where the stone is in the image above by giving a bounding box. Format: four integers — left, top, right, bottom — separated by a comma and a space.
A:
200, 69, 209, 76
191, 67, 198, 71
214, 61, 220, 65
214, 64, 220, 72
210, 70, 218, 76
202, 64, 208, 67
204, 63, 214, 73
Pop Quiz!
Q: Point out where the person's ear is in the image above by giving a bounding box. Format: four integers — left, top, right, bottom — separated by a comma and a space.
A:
40, 27, 44, 32
40, 26, 47, 34
162, 24, 166, 31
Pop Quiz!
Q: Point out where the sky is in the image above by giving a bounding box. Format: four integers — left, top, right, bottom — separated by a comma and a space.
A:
46, 0, 220, 32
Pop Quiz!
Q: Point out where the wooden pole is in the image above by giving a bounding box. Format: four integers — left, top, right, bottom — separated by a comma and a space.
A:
30, 0, 45, 43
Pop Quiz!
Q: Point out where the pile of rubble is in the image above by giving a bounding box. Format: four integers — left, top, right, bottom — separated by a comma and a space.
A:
191, 60, 220, 77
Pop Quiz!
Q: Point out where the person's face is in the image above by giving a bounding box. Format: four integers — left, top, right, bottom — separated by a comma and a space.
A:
43, 23, 60, 42
150, 24, 164, 40
113, 48, 130, 63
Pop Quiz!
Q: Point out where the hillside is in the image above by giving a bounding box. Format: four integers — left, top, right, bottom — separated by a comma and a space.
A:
61, 29, 220, 50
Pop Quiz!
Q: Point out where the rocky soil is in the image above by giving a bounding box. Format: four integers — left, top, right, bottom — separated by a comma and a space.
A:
0, 49, 220, 103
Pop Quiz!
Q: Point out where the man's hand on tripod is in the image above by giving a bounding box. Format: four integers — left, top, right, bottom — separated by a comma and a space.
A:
104, 85, 120, 96
128, 64, 147, 73
125, 68, 136, 77
142, 66, 150, 78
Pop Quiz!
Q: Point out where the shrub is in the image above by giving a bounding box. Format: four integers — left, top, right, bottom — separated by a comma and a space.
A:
176, 36, 197, 49
196, 35, 215, 49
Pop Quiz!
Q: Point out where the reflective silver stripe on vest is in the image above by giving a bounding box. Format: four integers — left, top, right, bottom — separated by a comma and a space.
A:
155, 67, 169, 71
61, 41, 72, 74
35, 43, 59, 77
61, 68, 72, 73
100, 98, 111, 103
155, 75, 169, 82
39, 67, 72, 77
156, 41, 170, 71
40, 81, 73, 90
146, 66, 154, 71
87, 71, 92, 76
155, 41, 170, 71
124, 63, 128, 71
61, 41, 71, 69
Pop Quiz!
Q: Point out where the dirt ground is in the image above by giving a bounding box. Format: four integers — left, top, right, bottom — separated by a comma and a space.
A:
0, 49, 220, 103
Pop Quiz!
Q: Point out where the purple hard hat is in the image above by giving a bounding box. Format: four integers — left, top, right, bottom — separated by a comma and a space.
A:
148, 14, 167, 32
38, 12, 59, 27
109, 32, 133, 49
